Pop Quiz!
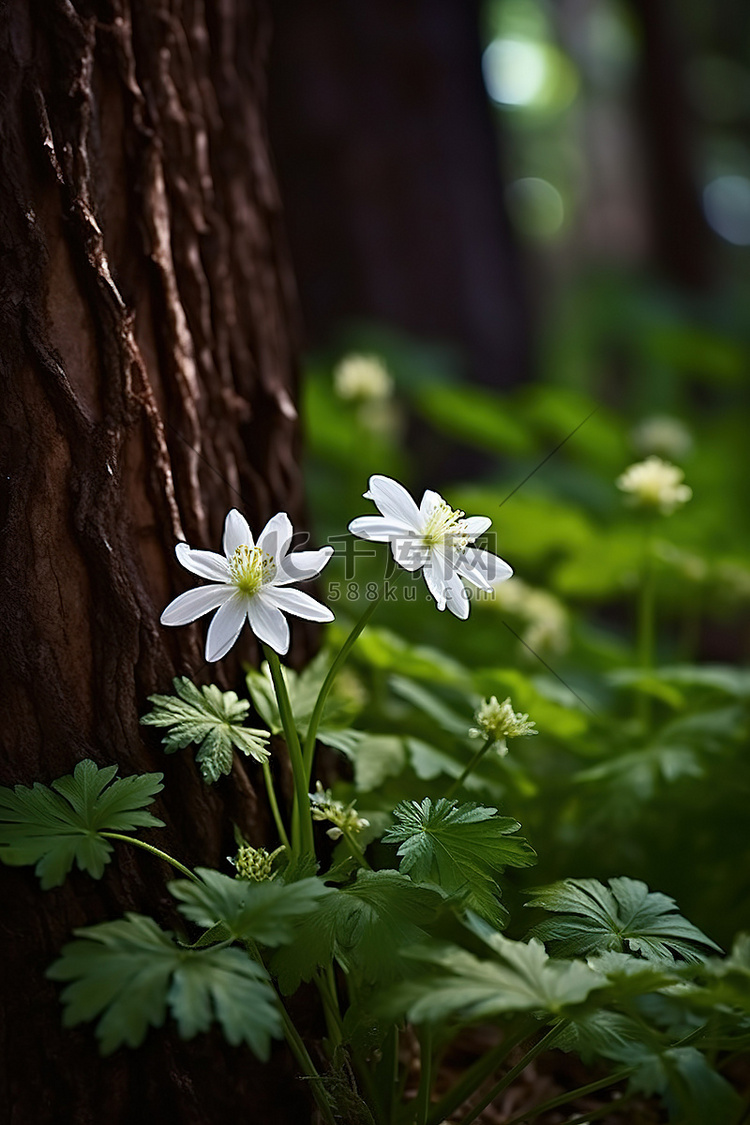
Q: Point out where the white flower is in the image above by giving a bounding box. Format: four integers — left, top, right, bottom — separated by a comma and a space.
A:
348, 475, 512, 618
310, 781, 370, 841
469, 696, 537, 755
160, 510, 334, 660
334, 354, 393, 402
616, 456, 692, 516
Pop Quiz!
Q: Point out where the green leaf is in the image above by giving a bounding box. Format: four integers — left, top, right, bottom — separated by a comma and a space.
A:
383, 798, 536, 929
169, 869, 333, 945
0, 760, 164, 889
388, 675, 471, 736
382, 936, 603, 1025
629, 1046, 743, 1125
271, 870, 445, 993
48, 913, 281, 1057
563, 1007, 743, 1124
347, 626, 472, 688
412, 380, 532, 455
321, 729, 406, 790
682, 933, 750, 1017
527, 877, 721, 963
141, 677, 270, 783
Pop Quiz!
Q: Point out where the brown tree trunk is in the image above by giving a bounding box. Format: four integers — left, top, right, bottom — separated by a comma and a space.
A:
0, 1, 313, 1120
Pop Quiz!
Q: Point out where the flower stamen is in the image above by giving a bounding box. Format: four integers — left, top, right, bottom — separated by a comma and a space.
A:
422, 501, 471, 551
229, 544, 275, 596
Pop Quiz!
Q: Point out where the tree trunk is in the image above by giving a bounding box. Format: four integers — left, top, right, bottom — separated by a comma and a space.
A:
0, 1, 313, 1120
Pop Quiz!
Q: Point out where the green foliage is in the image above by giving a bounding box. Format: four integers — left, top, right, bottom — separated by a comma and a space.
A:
0, 760, 163, 888
272, 870, 446, 994
682, 933, 750, 1017
562, 1013, 744, 1124
383, 798, 536, 928
527, 877, 721, 963
382, 935, 603, 1025
48, 913, 281, 1058
141, 676, 270, 783
169, 868, 333, 946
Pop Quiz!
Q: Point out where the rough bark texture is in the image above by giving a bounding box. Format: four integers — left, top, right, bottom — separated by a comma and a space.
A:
267, 0, 532, 390
0, 1, 313, 1120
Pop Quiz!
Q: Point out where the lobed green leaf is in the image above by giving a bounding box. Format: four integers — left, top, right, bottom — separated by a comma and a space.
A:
142, 677, 270, 783
48, 913, 281, 1057
0, 760, 164, 888
383, 798, 536, 929
527, 877, 721, 963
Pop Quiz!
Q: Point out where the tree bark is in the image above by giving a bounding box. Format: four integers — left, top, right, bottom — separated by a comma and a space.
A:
0, 1, 313, 1120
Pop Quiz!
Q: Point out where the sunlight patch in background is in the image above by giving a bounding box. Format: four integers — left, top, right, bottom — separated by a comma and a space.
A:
703, 175, 750, 246
482, 37, 579, 113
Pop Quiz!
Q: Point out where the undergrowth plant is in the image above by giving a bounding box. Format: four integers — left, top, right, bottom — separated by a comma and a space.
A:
2, 472, 749, 1125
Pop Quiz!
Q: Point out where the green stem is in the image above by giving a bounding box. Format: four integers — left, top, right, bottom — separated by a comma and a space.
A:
303, 598, 380, 785
342, 827, 372, 870
261, 759, 291, 851
446, 737, 494, 799
315, 964, 344, 1049
101, 832, 199, 883
427, 1019, 536, 1125
458, 1023, 565, 1125
502, 1066, 633, 1125
415, 1025, 433, 1125
277, 1000, 338, 1125
263, 646, 315, 858
636, 527, 656, 727
246, 937, 337, 1125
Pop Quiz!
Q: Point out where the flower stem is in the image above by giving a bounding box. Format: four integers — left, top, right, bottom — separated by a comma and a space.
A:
263, 646, 315, 858
457, 1023, 565, 1125
303, 597, 380, 785
100, 832, 199, 883
636, 527, 656, 727
502, 1066, 633, 1125
342, 827, 372, 870
427, 1018, 536, 1125
261, 759, 291, 851
446, 737, 495, 799
415, 1025, 433, 1125
277, 994, 338, 1125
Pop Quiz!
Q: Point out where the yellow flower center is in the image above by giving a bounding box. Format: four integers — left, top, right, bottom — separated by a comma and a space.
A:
422, 501, 470, 551
229, 544, 274, 596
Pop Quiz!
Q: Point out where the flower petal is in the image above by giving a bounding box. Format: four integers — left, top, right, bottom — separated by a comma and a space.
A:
390, 534, 427, 572
275, 546, 333, 585
463, 515, 492, 539
266, 586, 334, 622
160, 584, 235, 626
257, 512, 294, 562
223, 509, 254, 557
458, 548, 513, 587
364, 475, 421, 528
444, 571, 471, 619
205, 593, 248, 661
247, 594, 291, 654
423, 549, 452, 610
175, 543, 231, 582
419, 489, 447, 522
348, 516, 413, 542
